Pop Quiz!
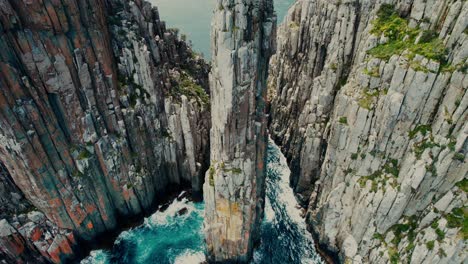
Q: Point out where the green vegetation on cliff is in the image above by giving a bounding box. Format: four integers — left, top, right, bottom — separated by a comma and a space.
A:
368, 4, 447, 65
172, 72, 210, 106
446, 207, 468, 240
409, 124, 432, 139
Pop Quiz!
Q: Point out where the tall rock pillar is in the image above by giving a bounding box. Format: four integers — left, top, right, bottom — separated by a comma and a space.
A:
204, 0, 276, 262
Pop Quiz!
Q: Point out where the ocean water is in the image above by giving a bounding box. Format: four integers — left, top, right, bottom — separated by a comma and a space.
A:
252, 142, 324, 264
82, 141, 323, 264
148, 0, 296, 58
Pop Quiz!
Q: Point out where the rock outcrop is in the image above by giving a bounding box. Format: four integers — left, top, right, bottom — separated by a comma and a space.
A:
269, 0, 467, 263
203, 0, 276, 262
0, 0, 209, 262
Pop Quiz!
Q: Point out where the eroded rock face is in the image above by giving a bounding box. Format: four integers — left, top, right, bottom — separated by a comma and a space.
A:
0, 162, 31, 221
269, 0, 467, 263
203, 0, 276, 262
0, 212, 78, 264
0, 0, 210, 262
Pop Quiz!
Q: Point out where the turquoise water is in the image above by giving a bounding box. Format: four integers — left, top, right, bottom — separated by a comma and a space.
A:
82, 141, 324, 264
82, 195, 206, 264
148, 0, 296, 58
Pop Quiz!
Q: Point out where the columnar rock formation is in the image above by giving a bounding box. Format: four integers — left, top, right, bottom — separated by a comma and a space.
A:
269, 0, 467, 263
203, 0, 276, 262
0, 0, 210, 262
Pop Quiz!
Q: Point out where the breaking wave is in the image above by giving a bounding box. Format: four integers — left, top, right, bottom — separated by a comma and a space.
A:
82, 140, 323, 264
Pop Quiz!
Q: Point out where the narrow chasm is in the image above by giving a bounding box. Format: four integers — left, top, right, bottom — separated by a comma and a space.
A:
81, 140, 324, 264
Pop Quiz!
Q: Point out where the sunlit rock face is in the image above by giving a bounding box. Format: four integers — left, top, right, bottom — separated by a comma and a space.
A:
269, 0, 467, 263
203, 0, 276, 262
0, 0, 210, 262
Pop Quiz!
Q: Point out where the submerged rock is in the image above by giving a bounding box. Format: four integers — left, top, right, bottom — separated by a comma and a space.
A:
176, 208, 188, 216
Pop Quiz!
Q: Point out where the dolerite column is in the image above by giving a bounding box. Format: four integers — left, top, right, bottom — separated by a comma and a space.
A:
203, 0, 275, 262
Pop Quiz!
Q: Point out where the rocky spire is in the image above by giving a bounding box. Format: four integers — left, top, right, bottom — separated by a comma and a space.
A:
203, 0, 276, 262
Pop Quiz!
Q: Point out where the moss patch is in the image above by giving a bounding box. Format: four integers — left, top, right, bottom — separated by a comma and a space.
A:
209, 166, 215, 186
372, 215, 421, 263
445, 207, 467, 240
435, 228, 445, 241
453, 153, 465, 162
117, 74, 151, 108
77, 149, 92, 160
363, 66, 380, 77
441, 61, 468, 73
455, 178, 468, 193
409, 124, 432, 139
339, 116, 348, 124
358, 88, 382, 110
413, 139, 439, 159
172, 72, 210, 106
288, 21, 299, 29
223, 167, 242, 174
390, 216, 418, 246
359, 159, 400, 192
426, 240, 435, 250
383, 159, 400, 177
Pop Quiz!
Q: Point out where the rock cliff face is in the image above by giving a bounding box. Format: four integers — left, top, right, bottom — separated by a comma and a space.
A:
203, 0, 276, 262
269, 0, 467, 263
0, 0, 209, 262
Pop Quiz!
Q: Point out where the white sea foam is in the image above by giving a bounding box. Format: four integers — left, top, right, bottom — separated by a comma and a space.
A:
80, 250, 109, 264
266, 140, 324, 263
267, 141, 305, 225
264, 197, 275, 222
146, 197, 198, 227
173, 250, 206, 264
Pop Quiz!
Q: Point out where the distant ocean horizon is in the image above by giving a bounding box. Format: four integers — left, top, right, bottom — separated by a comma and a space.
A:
148, 0, 296, 58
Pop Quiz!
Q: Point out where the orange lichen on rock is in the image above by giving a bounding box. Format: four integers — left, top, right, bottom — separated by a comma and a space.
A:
30, 227, 43, 242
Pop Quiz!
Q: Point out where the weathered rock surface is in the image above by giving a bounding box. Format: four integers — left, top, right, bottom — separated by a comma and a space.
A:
0, 162, 31, 221
0, 0, 210, 262
269, 0, 467, 263
203, 0, 276, 262
0, 212, 77, 264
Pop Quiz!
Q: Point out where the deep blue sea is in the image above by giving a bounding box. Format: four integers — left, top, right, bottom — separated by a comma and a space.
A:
82, 141, 324, 264
148, 0, 296, 58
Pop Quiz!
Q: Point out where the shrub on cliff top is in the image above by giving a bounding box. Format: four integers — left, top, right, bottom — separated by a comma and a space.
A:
371, 4, 414, 41
368, 5, 447, 64
173, 73, 210, 106
426, 240, 435, 250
